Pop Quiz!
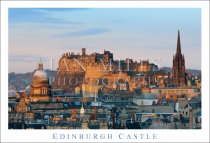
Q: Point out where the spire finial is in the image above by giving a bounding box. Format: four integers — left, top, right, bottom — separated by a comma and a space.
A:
176, 30, 182, 56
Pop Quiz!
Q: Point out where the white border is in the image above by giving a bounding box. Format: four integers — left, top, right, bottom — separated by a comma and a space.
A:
1, 1, 209, 142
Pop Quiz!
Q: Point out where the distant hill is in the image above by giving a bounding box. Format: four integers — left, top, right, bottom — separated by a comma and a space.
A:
9, 70, 57, 91
161, 67, 201, 77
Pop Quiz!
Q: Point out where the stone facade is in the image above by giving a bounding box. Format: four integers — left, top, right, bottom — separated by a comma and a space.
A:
30, 62, 51, 102
52, 48, 147, 93
151, 87, 200, 98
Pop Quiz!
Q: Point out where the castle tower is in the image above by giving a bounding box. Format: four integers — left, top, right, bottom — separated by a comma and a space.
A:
82, 48, 86, 55
172, 30, 186, 87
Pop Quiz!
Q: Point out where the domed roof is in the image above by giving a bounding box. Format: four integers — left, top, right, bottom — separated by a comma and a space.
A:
34, 69, 47, 80
33, 62, 48, 81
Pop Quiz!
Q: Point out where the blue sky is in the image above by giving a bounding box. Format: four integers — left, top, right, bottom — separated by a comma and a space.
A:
9, 8, 201, 73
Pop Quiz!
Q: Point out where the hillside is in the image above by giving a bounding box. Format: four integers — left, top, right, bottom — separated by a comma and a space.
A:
9, 70, 57, 91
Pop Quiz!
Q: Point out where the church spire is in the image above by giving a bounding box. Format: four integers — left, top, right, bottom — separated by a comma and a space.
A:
176, 30, 182, 56
172, 30, 186, 87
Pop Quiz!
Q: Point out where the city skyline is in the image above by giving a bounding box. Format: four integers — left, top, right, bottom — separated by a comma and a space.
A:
7, 8, 203, 131
9, 8, 201, 73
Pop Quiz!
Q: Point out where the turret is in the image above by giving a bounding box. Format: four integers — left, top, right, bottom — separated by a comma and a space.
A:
82, 48, 86, 55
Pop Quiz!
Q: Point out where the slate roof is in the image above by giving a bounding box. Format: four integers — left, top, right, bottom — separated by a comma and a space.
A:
195, 111, 201, 117
188, 102, 201, 109
8, 102, 18, 108
25, 123, 46, 129
34, 112, 43, 120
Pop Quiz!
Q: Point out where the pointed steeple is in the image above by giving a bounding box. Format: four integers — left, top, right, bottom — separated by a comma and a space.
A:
176, 30, 182, 56
172, 30, 186, 87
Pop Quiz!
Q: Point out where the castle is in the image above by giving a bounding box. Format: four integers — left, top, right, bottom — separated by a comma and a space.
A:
52, 48, 159, 94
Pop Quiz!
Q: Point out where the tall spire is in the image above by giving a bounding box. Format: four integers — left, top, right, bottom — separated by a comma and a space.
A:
176, 30, 182, 56
172, 30, 186, 87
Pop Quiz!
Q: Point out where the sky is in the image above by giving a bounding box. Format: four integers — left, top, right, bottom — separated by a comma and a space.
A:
9, 8, 201, 73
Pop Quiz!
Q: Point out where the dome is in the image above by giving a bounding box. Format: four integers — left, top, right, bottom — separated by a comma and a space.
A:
33, 62, 48, 80
34, 69, 47, 80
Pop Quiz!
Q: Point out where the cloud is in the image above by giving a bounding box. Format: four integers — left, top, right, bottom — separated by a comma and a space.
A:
55, 28, 111, 37
9, 55, 48, 63
33, 17, 83, 25
9, 8, 84, 25
34, 8, 91, 13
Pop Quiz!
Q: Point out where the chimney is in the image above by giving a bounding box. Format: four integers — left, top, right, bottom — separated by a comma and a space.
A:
189, 109, 193, 129
82, 48, 86, 55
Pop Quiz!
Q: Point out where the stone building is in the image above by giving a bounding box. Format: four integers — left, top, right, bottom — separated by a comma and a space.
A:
52, 49, 114, 93
82, 84, 98, 98
30, 62, 51, 102
52, 48, 134, 93
151, 87, 200, 98
137, 60, 149, 72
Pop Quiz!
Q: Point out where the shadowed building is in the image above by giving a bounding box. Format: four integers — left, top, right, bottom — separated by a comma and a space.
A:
172, 30, 186, 87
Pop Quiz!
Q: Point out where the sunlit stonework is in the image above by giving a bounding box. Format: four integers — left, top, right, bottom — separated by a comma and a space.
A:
30, 62, 51, 102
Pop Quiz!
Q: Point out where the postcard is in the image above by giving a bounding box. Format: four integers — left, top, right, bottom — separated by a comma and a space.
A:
1, 1, 209, 143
